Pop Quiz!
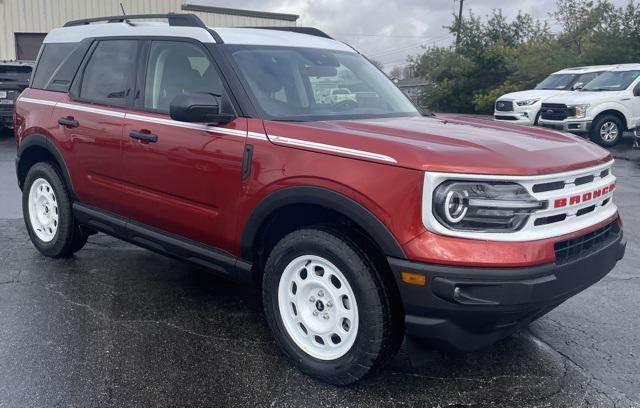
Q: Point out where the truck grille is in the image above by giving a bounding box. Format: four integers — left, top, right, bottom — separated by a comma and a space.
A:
540, 103, 574, 121
495, 100, 513, 112
554, 220, 619, 264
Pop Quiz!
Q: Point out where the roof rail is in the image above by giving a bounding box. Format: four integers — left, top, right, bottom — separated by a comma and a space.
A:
248, 27, 333, 39
63, 13, 206, 28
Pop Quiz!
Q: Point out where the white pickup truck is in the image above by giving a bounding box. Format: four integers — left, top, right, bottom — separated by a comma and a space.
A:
494, 65, 617, 126
539, 64, 640, 146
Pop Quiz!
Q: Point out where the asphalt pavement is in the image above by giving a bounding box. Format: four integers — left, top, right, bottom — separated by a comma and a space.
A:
0, 128, 639, 407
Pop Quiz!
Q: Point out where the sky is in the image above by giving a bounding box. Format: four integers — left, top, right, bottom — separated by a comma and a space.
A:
191, 0, 631, 70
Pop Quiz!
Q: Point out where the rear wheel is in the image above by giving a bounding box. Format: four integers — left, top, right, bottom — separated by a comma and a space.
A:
262, 228, 399, 385
23, 162, 87, 257
590, 115, 623, 146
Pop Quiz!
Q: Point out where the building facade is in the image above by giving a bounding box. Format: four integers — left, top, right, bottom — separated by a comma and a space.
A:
0, 0, 298, 60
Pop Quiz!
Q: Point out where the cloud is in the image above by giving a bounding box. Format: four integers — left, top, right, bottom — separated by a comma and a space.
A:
191, 0, 630, 68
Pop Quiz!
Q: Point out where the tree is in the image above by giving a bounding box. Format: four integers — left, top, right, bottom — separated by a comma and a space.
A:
389, 66, 403, 79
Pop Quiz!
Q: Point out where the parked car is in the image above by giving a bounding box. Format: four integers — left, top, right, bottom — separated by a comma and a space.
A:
320, 87, 357, 105
0, 60, 33, 130
14, 14, 626, 385
539, 64, 640, 146
494, 65, 617, 126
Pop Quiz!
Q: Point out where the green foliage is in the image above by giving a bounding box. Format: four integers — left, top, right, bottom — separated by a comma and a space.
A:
413, 0, 640, 113
473, 82, 520, 113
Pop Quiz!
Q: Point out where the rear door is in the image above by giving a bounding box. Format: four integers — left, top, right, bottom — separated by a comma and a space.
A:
54, 39, 139, 215
120, 39, 247, 252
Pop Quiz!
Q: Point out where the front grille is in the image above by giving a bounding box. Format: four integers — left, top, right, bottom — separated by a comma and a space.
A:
540, 103, 574, 121
554, 221, 619, 264
495, 100, 513, 112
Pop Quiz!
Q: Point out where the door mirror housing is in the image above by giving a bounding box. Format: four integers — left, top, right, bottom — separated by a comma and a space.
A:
572, 82, 585, 90
170, 92, 235, 124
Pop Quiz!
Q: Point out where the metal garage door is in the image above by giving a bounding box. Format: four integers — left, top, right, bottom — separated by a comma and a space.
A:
15, 33, 46, 61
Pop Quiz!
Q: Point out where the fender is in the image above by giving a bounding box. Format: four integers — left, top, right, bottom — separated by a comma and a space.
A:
588, 103, 632, 128
240, 186, 407, 261
16, 133, 77, 200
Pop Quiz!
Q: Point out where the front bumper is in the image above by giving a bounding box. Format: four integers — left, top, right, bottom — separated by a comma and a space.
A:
539, 119, 591, 133
389, 227, 625, 352
494, 107, 538, 126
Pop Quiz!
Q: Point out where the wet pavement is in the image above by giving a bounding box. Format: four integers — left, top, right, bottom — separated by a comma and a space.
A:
0, 129, 639, 407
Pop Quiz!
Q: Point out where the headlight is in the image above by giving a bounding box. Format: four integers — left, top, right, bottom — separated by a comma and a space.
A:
433, 181, 546, 232
570, 104, 589, 118
516, 98, 540, 106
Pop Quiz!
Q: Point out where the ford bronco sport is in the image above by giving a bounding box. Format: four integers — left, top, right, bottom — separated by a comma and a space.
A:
14, 14, 626, 385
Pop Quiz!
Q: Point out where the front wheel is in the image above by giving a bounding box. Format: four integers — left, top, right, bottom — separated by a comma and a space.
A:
590, 115, 623, 146
22, 162, 87, 257
262, 228, 399, 385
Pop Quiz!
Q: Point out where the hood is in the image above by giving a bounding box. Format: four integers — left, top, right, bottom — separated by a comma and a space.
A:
499, 89, 571, 101
263, 115, 611, 176
543, 90, 627, 105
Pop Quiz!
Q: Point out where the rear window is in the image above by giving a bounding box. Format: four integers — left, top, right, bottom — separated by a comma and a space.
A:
0, 65, 32, 82
31, 43, 78, 89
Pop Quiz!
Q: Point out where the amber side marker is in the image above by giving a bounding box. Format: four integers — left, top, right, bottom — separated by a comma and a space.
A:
401, 272, 426, 286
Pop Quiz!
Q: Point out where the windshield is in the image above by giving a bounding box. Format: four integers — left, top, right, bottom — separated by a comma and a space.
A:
226, 46, 419, 121
0, 65, 32, 82
582, 70, 640, 91
535, 73, 578, 90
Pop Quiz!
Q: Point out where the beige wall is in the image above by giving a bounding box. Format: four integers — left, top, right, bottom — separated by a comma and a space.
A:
0, 0, 296, 60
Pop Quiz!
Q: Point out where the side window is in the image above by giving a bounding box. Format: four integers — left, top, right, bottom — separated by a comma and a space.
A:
144, 41, 223, 113
79, 40, 137, 106
31, 43, 78, 89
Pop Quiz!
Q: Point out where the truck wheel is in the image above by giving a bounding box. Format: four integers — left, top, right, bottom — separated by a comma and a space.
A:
590, 115, 623, 146
23, 162, 87, 257
262, 228, 398, 385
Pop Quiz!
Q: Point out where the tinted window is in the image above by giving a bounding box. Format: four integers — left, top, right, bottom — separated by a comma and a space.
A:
228, 46, 417, 121
582, 70, 640, 91
0, 65, 32, 84
80, 40, 137, 106
575, 72, 601, 87
535, 74, 578, 90
144, 41, 222, 113
31, 43, 77, 89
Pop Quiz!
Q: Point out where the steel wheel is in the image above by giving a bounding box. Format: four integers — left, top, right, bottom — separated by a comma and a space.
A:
600, 121, 619, 142
277, 255, 359, 360
28, 178, 59, 243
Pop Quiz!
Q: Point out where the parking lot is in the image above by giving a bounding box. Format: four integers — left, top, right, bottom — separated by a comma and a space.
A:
0, 128, 639, 407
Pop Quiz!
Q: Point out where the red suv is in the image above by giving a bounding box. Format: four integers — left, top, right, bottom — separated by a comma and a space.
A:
14, 14, 626, 385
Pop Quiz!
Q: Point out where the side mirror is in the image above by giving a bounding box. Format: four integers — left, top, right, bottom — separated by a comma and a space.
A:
170, 92, 235, 124
634, 86, 640, 97
573, 82, 585, 90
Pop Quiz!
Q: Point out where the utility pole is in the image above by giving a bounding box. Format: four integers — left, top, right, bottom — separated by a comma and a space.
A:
455, 0, 464, 48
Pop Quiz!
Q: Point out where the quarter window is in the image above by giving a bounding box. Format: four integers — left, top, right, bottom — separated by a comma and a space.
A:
144, 41, 223, 113
31, 43, 77, 89
79, 40, 137, 106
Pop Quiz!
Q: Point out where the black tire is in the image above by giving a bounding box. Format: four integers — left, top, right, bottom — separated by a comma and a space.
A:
22, 162, 87, 257
262, 227, 400, 385
533, 111, 541, 126
590, 114, 623, 146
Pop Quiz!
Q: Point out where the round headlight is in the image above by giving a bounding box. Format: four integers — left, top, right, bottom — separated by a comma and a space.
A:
444, 190, 468, 223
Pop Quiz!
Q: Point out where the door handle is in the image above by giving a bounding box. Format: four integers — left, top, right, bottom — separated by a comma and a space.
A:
58, 116, 79, 128
129, 130, 158, 143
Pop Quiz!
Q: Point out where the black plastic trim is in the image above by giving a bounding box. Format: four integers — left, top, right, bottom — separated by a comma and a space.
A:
16, 134, 77, 199
387, 229, 626, 351
64, 13, 207, 28
73, 203, 253, 283
241, 144, 254, 181
240, 186, 406, 261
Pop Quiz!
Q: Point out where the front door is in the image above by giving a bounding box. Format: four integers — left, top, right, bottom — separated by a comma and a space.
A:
120, 40, 246, 252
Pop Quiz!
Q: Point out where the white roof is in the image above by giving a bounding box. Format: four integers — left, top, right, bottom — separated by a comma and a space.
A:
43, 22, 355, 52
609, 63, 640, 71
553, 65, 621, 75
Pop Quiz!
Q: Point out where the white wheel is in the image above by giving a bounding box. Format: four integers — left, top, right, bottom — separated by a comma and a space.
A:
277, 255, 359, 360
27, 178, 59, 243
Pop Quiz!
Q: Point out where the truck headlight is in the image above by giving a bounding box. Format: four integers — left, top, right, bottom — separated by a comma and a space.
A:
570, 104, 589, 118
433, 181, 545, 232
516, 98, 540, 106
